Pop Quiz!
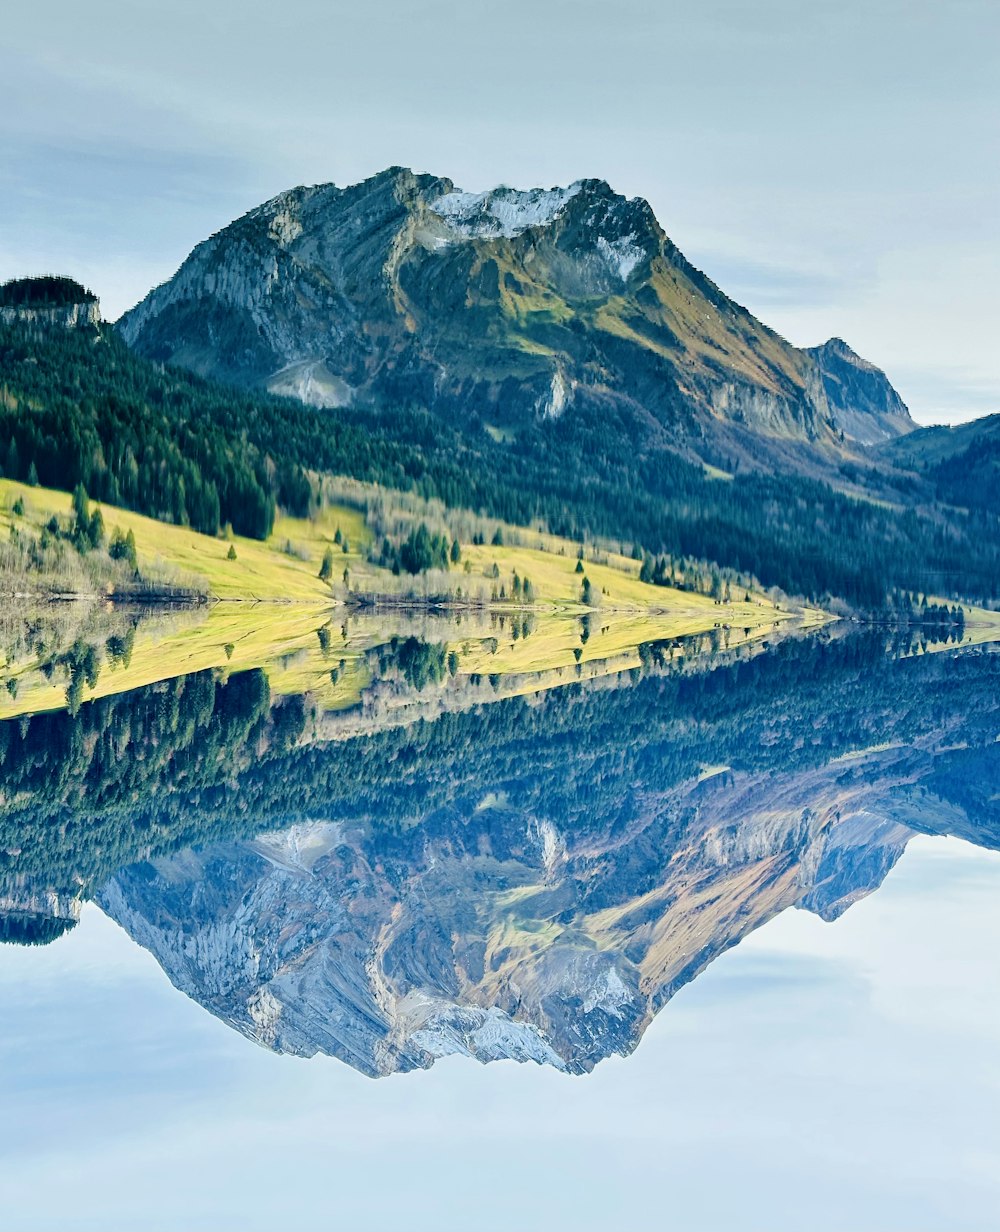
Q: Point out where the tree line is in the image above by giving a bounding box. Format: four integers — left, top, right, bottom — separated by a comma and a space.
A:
2, 317, 999, 606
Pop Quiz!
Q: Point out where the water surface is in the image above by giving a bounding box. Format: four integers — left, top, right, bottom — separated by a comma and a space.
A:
0, 616, 997, 1228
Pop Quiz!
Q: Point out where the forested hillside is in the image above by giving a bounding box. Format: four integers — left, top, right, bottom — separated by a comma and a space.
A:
1, 316, 998, 607
0, 321, 303, 538
883, 414, 1000, 518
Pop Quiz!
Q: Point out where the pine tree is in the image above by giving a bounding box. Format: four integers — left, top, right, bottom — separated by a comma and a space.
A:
88, 507, 105, 550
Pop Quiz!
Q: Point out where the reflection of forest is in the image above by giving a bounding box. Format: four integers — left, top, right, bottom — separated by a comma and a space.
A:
0, 588, 974, 727
0, 629, 996, 949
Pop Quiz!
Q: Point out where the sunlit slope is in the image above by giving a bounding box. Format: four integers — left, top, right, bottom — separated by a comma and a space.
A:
0, 476, 805, 615
0, 478, 368, 600
462, 539, 792, 613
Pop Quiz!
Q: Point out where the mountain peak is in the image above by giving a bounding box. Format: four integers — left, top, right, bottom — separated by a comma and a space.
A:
117, 167, 853, 453
808, 336, 914, 445
429, 180, 586, 238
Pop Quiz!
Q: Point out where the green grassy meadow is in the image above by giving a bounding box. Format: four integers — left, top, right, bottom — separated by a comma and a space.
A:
0, 478, 370, 601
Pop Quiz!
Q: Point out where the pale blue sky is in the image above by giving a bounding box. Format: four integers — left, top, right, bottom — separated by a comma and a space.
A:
2, 1, 998, 423
0, 837, 998, 1230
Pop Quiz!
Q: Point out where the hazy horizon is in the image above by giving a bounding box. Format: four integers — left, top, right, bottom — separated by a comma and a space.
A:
2, 1, 997, 426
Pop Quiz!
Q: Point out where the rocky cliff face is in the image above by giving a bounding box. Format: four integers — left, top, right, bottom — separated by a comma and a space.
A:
807, 337, 915, 445
0, 300, 101, 330
119, 167, 908, 462
0, 879, 82, 945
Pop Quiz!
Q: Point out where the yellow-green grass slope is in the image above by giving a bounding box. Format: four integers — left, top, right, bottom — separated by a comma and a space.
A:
0, 478, 370, 602
0, 474, 841, 726
0, 476, 815, 621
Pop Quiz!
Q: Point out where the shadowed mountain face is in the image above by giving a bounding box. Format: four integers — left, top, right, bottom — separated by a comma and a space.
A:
806, 337, 914, 445
881, 412, 1000, 518
65, 635, 996, 1078
118, 168, 910, 467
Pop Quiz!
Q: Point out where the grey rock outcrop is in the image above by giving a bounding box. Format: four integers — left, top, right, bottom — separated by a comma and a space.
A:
0, 300, 101, 330
808, 336, 915, 445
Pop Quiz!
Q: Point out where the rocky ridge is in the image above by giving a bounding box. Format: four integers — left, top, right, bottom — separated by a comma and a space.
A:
118, 168, 913, 464
0, 301, 101, 330
807, 336, 914, 445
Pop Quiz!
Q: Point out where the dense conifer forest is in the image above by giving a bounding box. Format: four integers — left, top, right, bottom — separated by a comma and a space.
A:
1, 318, 998, 607
0, 276, 97, 308
0, 631, 997, 917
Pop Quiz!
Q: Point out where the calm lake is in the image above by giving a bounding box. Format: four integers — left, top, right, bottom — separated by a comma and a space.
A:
0, 610, 997, 1230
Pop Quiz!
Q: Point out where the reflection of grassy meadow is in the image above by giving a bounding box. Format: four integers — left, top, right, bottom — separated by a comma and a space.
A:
0, 597, 823, 724
2, 475, 992, 728
0, 603, 349, 721
454, 609, 790, 677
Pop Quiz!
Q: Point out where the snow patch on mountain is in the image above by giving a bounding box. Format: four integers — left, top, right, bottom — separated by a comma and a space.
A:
539, 369, 569, 420
596, 233, 645, 281
582, 966, 632, 1018
431, 183, 583, 238
409, 1004, 567, 1069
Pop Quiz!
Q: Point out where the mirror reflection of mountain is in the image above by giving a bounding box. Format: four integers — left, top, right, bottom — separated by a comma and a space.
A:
1, 624, 997, 1074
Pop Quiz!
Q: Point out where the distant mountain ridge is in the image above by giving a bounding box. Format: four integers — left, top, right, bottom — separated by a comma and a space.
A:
118, 167, 913, 462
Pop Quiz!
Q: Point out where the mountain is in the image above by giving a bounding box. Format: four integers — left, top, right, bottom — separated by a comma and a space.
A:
98, 788, 916, 1076
95, 675, 1000, 1079
806, 336, 914, 445
5, 215, 997, 606
881, 412, 1000, 516
118, 168, 909, 467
